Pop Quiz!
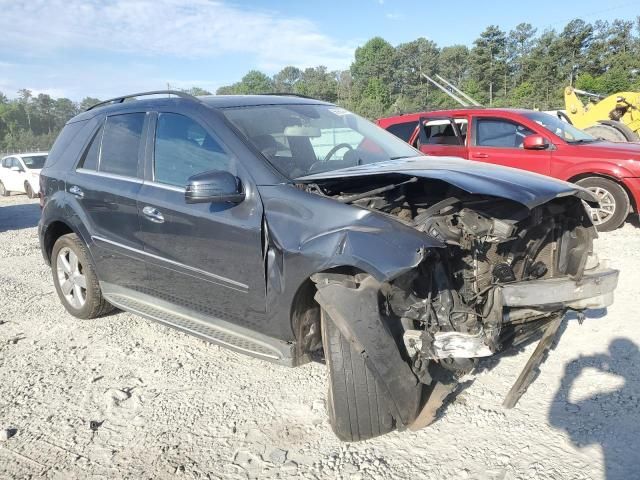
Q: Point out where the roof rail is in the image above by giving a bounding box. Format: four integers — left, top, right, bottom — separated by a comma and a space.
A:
85, 90, 199, 111
258, 92, 314, 99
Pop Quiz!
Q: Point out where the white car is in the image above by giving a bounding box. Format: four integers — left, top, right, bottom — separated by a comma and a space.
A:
0, 152, 48, 198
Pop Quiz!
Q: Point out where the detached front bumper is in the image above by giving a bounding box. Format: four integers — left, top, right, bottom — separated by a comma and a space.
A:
502, 265, 619, 310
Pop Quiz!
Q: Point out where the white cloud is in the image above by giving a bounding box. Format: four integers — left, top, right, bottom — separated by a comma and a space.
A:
0, 62, 224, 100
385, 13, 403, 20
0, 0, 354, 71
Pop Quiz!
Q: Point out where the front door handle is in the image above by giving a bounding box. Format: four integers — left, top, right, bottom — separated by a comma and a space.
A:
471, 152, 489, 159
142, 206, 164, 223
69, 185, 84, 198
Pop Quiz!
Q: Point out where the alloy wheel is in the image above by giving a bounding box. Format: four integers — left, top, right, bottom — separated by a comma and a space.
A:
56, 247, 87, 309
586, 186, 616, 225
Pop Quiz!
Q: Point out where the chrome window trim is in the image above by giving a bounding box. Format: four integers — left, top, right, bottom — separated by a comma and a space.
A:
76, 168, 143, 184
143, 180, 185, 193
91, 235, 248, 291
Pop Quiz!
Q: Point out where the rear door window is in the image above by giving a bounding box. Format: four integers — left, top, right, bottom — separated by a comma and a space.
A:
99, 113, 146, 177
475, 118, 534, 148
154, 113, 232, 187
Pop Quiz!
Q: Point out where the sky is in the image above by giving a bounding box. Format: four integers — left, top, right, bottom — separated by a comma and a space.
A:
0, 0, 637, 101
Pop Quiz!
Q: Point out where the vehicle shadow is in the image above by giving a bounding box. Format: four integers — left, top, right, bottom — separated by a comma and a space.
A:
0, 201, 41, 233
548, 337, 640, 480
626, 215, 640, 229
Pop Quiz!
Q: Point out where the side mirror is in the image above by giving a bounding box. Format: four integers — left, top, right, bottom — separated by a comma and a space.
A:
523, 134, 550, 150
10, 166, 23, 172
185, 170, 245, 204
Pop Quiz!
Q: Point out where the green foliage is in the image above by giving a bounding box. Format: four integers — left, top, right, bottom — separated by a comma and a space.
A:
182, 87, 212, 96
215, 70, 274, 95
293, 67, 338, 102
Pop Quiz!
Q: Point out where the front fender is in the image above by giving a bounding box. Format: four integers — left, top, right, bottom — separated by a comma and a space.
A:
259, 184, 443, 341
561, 162, 637, 184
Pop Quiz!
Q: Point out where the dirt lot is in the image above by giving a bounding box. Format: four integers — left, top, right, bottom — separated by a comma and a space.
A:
0, 194, 639, 480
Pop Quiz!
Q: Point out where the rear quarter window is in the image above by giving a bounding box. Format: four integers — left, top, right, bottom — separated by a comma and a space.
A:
46, 120, 89, 167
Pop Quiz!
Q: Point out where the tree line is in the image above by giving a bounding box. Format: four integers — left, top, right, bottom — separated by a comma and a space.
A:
217, 18, 640, 118
2, 18, 639, 153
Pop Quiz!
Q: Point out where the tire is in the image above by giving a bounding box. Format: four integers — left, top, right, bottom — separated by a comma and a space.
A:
0, 181, 9, 197
321, 308, 396, 441
584, 124, 629, 143
51, 233, 114, 319
576, 177, 630, 232
25, 182, 37, 199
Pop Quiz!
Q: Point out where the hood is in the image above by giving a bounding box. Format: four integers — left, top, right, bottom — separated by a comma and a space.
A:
575, 140, 640, 158
297, 156, 597, 209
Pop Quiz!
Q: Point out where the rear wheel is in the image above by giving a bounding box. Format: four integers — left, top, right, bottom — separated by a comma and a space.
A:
321, 308, 397, 441
51, 233, 114, 319
24, 182, 37, 199
576, 177, 630, 232
0, 181, 9, 197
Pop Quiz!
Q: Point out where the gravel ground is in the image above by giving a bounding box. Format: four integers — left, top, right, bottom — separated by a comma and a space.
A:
0, 194, 639, 480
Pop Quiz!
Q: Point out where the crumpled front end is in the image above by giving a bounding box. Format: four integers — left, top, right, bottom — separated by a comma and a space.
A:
308, 173, 619, 421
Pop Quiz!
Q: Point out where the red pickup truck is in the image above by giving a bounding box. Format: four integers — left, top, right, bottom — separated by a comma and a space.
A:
377, 108, 640, 231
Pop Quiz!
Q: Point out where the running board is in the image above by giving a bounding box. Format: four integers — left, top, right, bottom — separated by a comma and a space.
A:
101, 283, 297, 366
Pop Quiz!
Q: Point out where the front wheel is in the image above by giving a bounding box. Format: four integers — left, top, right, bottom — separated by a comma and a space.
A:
51, 233, 114, 319
321, 308, 397, 441
0, 181, 9, 197
576, 177, 630, 232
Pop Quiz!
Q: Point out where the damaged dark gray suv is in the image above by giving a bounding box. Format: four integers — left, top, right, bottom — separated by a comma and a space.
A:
39, 91, 619, 441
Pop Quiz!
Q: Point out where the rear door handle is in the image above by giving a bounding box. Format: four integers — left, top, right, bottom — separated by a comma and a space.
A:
471, 152, 489, 159
69, 185, 84, 198
142, 206, 164, 223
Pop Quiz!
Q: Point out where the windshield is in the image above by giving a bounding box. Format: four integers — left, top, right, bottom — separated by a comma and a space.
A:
522, 111, 597, 143
21, 155, 47, 169
222, 104, 420, 178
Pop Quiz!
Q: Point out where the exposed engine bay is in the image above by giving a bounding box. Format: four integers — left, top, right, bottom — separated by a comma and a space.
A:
305, 173, 618, 413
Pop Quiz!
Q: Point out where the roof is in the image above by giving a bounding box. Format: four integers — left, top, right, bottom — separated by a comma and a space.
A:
69, 93, 333, 124
377, 108, 535, 125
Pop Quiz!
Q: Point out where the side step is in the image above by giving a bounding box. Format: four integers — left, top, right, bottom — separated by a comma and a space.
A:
101, 284, 296, 366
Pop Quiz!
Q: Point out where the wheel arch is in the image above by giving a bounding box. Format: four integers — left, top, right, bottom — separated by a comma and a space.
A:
42, 220, 77, 265
568, 172, 637, 213
289, 265, 369, 360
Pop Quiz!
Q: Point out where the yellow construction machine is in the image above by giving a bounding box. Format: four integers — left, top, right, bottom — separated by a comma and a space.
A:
564, 86, 640, 142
